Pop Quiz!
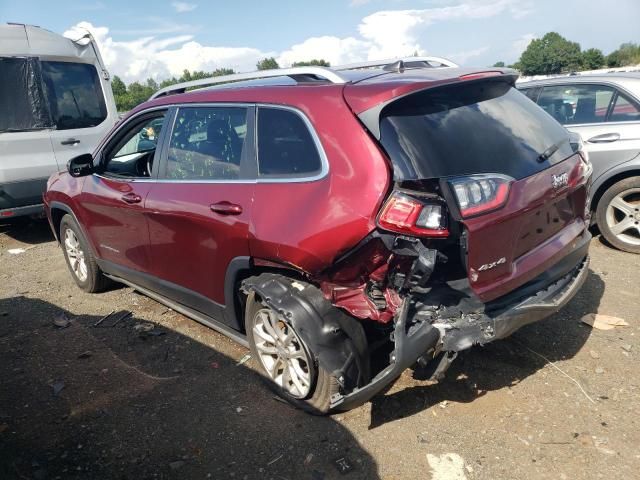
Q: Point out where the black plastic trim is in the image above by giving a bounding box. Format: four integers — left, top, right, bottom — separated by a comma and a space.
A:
0, 177, 48, 210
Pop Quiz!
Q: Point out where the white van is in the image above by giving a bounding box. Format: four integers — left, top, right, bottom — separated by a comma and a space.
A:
0, 23, 118, 218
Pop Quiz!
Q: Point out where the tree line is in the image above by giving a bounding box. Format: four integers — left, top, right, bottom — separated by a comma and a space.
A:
111, 58, 329, 111
494, 33, 640, 76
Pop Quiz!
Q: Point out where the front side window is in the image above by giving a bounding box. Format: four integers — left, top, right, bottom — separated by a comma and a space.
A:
41, 61, 107, 130
538, 84, 614, 125
257, 107, 322, 177
165, 107, 248, 180
609, 94, 640, 122
102, 113, 166, 178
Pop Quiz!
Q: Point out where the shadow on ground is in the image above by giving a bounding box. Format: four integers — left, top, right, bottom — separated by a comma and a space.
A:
0, 217, 53, 245
369, 270, 605, 429
0, 296, 380, 479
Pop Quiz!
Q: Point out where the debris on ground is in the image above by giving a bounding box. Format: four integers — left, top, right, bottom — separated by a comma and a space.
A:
169, 460, 185, 470
621, 344, 632, 352
595, 367, 605, 374
133, 322, 155, 333
581, 314, 629, 330
7, 248, 25, 255
51, 380, 65, 396
77, 351, 92, 359
94, 310, 132, 328
304, 453, 314, 466
267, 453, 283, 466
589, 350, 600, 359
93, 310, 115, 327
236, 354, 251, 366
52, 313, 70, 329
333, 456, 354, 475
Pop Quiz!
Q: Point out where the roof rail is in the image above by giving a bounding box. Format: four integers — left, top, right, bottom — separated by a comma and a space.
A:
333, 56, 459, 71
148, 56, 458, 100
149, 66, 347, 100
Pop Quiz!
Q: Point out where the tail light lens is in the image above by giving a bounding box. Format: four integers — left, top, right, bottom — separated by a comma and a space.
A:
449, 174, 512, 218
377, 192, 448, 237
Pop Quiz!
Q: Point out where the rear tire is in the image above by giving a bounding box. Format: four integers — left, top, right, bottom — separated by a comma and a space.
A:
60, 214, 111, 292
596, 177, 640, 254
245, 291, 340, 414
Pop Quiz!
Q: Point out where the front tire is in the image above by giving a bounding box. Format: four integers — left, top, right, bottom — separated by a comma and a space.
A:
60, 214, 110, 292
596, 177, 640, 254
245, 292, 340, 414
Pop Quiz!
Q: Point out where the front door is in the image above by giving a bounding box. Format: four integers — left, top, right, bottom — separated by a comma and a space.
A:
79, 110, 168, 274
146, 105, 255, 326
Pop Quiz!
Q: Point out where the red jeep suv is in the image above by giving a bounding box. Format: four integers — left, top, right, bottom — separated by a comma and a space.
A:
44, 58, 592, 413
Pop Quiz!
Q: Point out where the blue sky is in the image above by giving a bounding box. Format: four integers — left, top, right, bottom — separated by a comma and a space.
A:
1, 0, 638, 82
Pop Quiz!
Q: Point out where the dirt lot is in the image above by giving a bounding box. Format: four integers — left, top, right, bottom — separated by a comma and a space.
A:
0, 217, 638, 480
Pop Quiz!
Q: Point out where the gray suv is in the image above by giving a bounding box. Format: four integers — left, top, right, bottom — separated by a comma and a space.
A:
518, 74, 640, 253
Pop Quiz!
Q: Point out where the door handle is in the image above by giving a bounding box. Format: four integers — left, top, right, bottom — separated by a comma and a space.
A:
587, 133, 620, 143
61, 138, 81, 146
121, 193, 142, 204
210, 201, 242, 215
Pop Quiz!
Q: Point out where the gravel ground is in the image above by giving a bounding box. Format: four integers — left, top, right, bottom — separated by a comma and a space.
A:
0, 217, 638, 480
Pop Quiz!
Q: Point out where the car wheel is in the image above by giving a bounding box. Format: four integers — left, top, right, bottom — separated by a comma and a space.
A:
245, 291, 340, 414
596, 177, 640, 254
60, 214, 111, 292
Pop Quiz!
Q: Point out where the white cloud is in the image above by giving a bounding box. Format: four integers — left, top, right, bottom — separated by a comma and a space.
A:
171, 1, 198, 13
64, 22, 267, 83
63, 1, 532, 82
446, 46, 490, 65
512, 32, 536, 57
277, 36, 369, 67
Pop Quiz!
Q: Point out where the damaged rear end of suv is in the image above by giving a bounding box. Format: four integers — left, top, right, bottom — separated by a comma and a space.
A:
243, 68, 592, 413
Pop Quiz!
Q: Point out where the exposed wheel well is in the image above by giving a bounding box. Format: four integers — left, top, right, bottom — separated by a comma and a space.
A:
591, 169, 640, 221
230, 263, 309, 334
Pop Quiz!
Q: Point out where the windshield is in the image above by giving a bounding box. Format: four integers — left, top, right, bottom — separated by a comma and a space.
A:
379, 80, 574, 181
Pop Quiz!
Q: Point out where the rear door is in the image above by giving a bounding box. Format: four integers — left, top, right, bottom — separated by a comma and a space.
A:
537, 83, 640, 182
377, 79, 591, 302
145, 104, 255, 327
41, 60, 117, 168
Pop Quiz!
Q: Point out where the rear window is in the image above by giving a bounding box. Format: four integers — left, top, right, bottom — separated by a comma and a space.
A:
42, 61, 107, 130
379, 81, 574, 181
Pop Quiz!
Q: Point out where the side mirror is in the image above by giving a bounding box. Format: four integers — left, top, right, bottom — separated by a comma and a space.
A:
67, 153, 95, 177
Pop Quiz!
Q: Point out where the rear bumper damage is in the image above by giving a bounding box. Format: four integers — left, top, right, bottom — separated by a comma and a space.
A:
330, 250, 590, 410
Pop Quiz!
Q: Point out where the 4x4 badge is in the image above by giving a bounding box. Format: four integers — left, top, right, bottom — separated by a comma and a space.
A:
552, 172, 569, 189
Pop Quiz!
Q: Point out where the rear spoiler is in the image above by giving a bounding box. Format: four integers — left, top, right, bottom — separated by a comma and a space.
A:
357, 70, 519, 139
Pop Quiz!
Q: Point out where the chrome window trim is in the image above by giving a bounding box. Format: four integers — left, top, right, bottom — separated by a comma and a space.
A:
96, 102, 329, 184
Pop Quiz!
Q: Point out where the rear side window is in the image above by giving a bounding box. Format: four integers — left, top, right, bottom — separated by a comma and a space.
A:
257, 107, 321, 177
538, 84, 614, 125
41, 61, 107, 130
166, 106, 248, 180
379, 81, 574, 181
610, 94, 640, 122
0, 57, 53, 132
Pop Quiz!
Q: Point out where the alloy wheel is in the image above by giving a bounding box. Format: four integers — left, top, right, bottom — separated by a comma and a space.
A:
252, 308, 313, 399
64, 228, 88, 282
605, 188, 640, 247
